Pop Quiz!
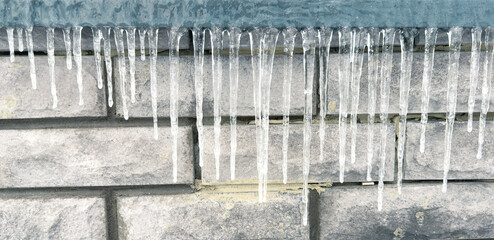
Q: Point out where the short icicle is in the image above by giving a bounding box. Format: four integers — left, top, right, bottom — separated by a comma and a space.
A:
92, 27, 104, 90
378, 28, 396, 211
26, 27, 37, 90
228, 27, 241, 180
103, 27, 114, 107
147, 28, 159, 139
419, 28, 438, 153
211, 27, 224, 181
468, 27, 483, 132
17, 28, 23, 52
63, 28, 73, 70
7, 28, 14, 62
397, 28, 418, 195
73, 26, 84, 105
442, 27, 463, 193
139, 28, 147, 61
192, 27, 206, 167
338, 27, 352, 183
47, 28, 57, 109
282, 27, 297, 184
477, 27, 494, 159
114, 27, 129, 119
318, 27, 332, 172
126, 27, 137, 103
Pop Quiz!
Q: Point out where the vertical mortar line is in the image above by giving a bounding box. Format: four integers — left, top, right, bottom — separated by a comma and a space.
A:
104, 189, 118, 240
308, 189, 321, 240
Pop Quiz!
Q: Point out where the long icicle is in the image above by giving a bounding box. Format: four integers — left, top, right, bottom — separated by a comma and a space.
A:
92, 27, 104, 90
73, 26, 83, 105
63, 27, 73, 70
148, 27, 159, 139
350, 28, 366, 164
114, 27, 128, 119
442, 27, 463, 193
378, 28, 396, 211
397, 28, 418, 195
318, 27, 333, 172
103, 27, 114, 107
139, 28, 147, 61
477, 27, 494, 159
126, 27, 137, 103
17, 28, 24, 52
301, 27, 316, 227
211, 27, 224, 181
7, 28, 14, 62
282, 28, 297, 184
228, 27, 241, 180
419, 28, 438, 153
468, 27, 483, 132
192, 28, 206, 167
366, 28, 381, 181
338, 27, 352, 183
47, 28, 57, 109
26, 27, 37, 90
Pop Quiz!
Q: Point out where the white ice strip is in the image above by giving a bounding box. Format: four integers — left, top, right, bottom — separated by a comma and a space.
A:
17, 28, 23, 52
148, 28, 159, 139
26, 27, 37, 90
73, 26, 83, 105
282, 27, 297, 184
318, 27, 332, 172
442, 27, 463, 193
397, 28, 417, 195
7, 28, 14, 62
338, 27, 352, 183
92, 27, 103, 90
47, 28, 57, 109
468, 27, 483, 132
126, 27, 137, 103
366, 28, 380, 181
192, 27, 206, 167
63, 27, 72, 70
114, 27, 129, 119
477, 27, 494, 159
139, 28, 147, 61
211, 27, 224, 181
350, 28, 366, 164
103, 27, 114, 107
301, 27, 316, 227
378, 28, 396, 211
228, 27, 241, 180
420, 28, 438, 153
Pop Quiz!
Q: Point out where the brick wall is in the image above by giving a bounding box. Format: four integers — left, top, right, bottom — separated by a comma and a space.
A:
0, 27, 493, 239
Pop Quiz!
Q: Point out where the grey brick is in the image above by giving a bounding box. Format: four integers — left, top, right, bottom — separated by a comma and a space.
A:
114, 54, 310, 118
117, 191, 309, 239
0, 55, 106, 118
320, 183, 494, 239
0, 196, 106, 239
327, 51, 488, 114
201, 123, 395, 184
405, 121, 494, 180
0, 126, 194, 187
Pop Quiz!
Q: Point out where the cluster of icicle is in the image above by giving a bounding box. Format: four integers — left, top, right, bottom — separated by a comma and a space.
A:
6, 26, 494, 226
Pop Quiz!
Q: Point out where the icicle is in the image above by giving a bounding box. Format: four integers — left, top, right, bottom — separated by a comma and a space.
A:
397, 28, 418, 195
350, 28, 366, 164
26, 27, 37, 90
126, 27, 137, 103
103, 27, 114, 107
442, 27, 463, 193
477, 27, 494, 159
147, 27, 159, 139
301, 27, 316, 227
468, 27, 483, 132
7, 28, 14, 62
419, 28, 438, 153
92, 27, 103, 90
63, 28, 73, 70
17, 28, 23, 52
139, 28, 147, 61
114, 27, 129, 119
378, 28, 396, 211
338, 27, 352, 183
282, 27, 297, 184
192, 27, 206, 167
47, 28, 57, 109
366, 28, 381, 181
73, 26, 83, 105
318, 27, 332, 174
228, 27, 241, 180
211, 27, 224, 181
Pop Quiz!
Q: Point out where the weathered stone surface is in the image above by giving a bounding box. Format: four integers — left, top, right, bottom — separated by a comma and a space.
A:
0, 55, 106, 118
405, 121, 494, 180
0, 27, 190, 51
114, 54, 311, 118
0, 126, 194, 187
320, 183, 494, 239
201, 123, 395, 184
0, 196, 106, 239
117, 191, 309, 239
327, 51, 488, 114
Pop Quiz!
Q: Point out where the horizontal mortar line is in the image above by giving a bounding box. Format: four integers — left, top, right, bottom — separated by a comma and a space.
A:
330, 179, 494, 188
